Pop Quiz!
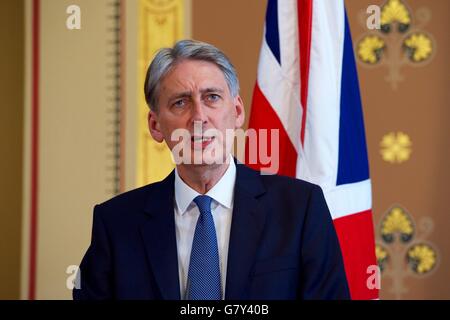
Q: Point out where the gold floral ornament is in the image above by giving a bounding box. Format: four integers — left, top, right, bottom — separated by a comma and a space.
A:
356, 0, 434, 90
381, 206, 414, 243
377, 205, 439, 298
357, 36, 385, 64
380, 0, 411, 33
380, 131, 412, 164
376, 244, 389, 272
403, 33, 433, 62
407, 243, 437, 274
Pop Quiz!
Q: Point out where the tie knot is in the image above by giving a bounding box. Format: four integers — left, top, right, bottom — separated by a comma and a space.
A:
193, 195, 213, 213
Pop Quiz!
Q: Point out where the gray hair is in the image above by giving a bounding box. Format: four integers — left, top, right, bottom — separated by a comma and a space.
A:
144, 39, 240, 111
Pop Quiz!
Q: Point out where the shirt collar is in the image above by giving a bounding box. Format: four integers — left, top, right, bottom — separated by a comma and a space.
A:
174, 155, 236, 215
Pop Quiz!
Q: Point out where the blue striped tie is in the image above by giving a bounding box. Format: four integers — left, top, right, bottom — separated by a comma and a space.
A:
186, 195, 222, 300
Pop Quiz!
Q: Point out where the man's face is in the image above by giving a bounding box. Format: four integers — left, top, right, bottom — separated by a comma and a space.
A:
148, 59, 245, 165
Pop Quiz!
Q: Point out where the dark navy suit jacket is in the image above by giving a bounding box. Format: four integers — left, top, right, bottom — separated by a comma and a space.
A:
73, 161, 350, 300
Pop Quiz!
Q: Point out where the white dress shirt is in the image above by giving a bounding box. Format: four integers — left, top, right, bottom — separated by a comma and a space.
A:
174, 155, 236, 300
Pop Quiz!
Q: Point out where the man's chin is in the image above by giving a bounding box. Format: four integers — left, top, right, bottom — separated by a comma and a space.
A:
172, 152, 228, 166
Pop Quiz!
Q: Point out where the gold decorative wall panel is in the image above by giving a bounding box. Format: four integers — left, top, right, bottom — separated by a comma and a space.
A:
137, 0, 188, 186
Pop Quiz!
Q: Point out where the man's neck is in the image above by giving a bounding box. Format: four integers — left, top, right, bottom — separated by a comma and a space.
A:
176, 157, 232, 194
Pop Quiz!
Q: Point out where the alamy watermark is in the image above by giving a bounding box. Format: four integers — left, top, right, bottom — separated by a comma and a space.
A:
66, 264, 81, 290
167, 121, 280, 174
366, 264, 381, 290
66, 5, 81, 30
366, 5, 381, 30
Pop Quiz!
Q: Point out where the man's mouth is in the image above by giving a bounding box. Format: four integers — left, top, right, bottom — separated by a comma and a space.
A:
191, 136, 214, 142
191, 136, 215, 149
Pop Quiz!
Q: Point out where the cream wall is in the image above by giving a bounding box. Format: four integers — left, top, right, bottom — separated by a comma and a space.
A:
22, 0, 129, 299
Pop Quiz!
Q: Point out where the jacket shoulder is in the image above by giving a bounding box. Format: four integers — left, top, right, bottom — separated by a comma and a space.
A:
236, 163, 324, 214
94, 175, 171, 219
240, 163, 321, 194
261, 173, 320, 191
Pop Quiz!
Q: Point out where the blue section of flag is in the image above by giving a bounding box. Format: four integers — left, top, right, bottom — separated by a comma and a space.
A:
337, 12, 370, 185
265, 0, 281, 64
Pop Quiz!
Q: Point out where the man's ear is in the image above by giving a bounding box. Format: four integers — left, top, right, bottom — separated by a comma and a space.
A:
234, 95, 245, 128
148, 110, 164, 143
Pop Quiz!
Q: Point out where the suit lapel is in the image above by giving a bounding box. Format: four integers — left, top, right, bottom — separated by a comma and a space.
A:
140, 170, 181, 300
225, 162, 267, 299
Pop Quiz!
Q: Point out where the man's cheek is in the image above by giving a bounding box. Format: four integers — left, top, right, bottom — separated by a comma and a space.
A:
163, 129, 177, 148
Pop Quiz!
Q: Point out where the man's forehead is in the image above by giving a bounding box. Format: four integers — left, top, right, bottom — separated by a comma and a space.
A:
165, 60, 225, 81
160, 61, 228, 94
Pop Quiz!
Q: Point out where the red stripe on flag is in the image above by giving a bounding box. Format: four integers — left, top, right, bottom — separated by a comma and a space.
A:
297, 0, 312, 145
333, 210, 379, 300
246, 83, 297, 177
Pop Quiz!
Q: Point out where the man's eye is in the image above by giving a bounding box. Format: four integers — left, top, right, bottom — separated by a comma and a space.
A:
173, 99, 186, 107
206, 94, 220, 102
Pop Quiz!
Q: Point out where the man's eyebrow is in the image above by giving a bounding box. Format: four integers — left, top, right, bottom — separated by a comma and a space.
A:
167, 88, 224, 102
167, 91, 192, 102
200, 87, 224, 94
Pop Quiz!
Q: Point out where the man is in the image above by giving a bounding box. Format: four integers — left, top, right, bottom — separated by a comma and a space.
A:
73, 39, 350, 300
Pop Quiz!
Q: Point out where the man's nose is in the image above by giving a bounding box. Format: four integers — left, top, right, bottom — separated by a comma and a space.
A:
191, 98, 208, 123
